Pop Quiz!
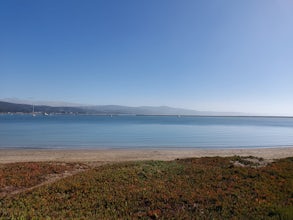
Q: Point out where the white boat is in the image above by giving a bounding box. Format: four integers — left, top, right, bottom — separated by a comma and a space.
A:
32, 105, 36, 117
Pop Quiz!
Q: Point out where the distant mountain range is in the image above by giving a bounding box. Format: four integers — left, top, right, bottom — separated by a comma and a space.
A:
0, 100, 247, 116
0, 98, 83, 107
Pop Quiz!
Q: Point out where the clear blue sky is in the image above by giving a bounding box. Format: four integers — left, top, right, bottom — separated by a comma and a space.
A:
1, 0, 292, 115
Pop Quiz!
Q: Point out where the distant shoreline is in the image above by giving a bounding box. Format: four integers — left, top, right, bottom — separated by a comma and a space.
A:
1, 100, 293, 117
1, 147, 292, 164
1, 112, 293, 118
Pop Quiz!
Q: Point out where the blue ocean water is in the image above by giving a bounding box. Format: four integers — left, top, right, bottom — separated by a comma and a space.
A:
0, 114, 293, 149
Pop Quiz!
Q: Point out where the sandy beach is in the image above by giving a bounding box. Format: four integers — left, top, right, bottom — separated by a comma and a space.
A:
0, 147, 292, 164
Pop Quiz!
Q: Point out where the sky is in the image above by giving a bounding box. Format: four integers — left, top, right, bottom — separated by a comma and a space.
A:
0, 0, 293, 115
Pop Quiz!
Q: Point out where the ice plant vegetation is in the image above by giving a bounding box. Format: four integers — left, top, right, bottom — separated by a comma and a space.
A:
0, 157, 292, 219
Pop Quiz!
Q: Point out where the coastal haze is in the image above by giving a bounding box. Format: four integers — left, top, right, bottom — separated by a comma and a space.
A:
0, 99, 247, 116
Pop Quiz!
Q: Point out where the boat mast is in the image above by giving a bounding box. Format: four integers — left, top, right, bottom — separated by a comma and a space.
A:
32, 104, 36, 116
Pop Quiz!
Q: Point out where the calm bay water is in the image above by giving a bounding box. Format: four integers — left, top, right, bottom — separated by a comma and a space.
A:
0, 114, 293, 149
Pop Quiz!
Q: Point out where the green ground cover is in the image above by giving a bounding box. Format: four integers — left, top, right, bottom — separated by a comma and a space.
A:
0, 157, 292, 219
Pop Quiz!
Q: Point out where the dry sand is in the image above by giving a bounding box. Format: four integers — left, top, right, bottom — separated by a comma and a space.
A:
0, 147, 292, 164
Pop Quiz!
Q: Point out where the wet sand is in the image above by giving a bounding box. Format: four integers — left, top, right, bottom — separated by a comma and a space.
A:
0, 147, 292, 164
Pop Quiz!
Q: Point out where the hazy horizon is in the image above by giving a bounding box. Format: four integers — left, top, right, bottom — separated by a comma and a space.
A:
1, 1, 292, 116
0, 97, 290, 117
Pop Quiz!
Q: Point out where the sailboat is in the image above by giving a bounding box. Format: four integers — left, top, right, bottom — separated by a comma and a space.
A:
32, 104, 36, 117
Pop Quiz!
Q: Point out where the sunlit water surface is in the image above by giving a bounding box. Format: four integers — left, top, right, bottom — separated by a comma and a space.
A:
0, 115, 293, 149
